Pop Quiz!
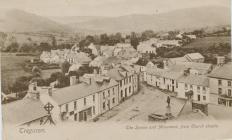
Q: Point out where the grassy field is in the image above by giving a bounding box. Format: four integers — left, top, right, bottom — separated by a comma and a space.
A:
1, 53, 35, 93
183, 36, 231, 49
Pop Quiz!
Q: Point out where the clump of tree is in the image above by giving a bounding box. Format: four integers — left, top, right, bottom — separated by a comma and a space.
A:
32, 66, 42, 77
130, 32, 139, 50
60, 61, 71, 74
5, 42, 19, 52
136, 58, 149, 66
141, 30, 157, 41
9, 76, 33, 93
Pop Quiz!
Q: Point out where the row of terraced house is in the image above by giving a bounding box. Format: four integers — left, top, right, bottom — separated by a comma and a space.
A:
2, 65, 139, 125
144, 58, 232, 108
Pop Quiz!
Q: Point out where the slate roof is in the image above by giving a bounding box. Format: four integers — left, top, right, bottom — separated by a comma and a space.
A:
2, 98, 48, 125
146, 67, 167, 77
146, 66, 183, 80
178, 75, 209, 87
169, 57, 188, 64
184, 53, 204, 60
208, 64, 232, 80
107, 68, 125, 81
170, 62, 212, 74
160, 71, 183, 80
51, 78, 118, 105
102, 56, 122, 65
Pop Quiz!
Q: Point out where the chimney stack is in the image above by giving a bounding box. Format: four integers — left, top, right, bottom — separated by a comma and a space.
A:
184, 68, 190, 76
89, 77, 92, 85
39, 87, 53, 96
70, 76, 77, 86
217, 56, 225, 66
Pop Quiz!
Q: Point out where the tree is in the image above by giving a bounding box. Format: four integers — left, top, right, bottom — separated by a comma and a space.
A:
31, 77, 48, 86
136, 58, 149, 66
6, 42, 19, 52
141, 30, 155, 41
51, 36, 57, 49
38, 42, 52, 52
130, 32, 139, 50
48, 72, 64, 83
10, 76, 32, 92
168, 31, 178, 40
156, 47, 168, 57
60, 61, 71, 74
164, 50, 183, 58
100, 34, 109, 45
32, 66, 41, 77
19, 43, 31, 52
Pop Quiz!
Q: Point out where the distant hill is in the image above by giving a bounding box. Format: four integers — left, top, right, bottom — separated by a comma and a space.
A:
65, 6, 230, 33
0, 9, 71, 33
0, 6, 230, 34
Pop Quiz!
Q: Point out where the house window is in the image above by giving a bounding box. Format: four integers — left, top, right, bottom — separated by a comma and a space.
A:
228, 89, 231, 96
74, 101, 77, 110
103, 102, 106, 110
172, 80, 174, 84
190, 85, 193, 89
218, 80, 222, 85
93, 95, 95, 102
218, 88, 222, 94
203, 96, 206, 101
84, 98, 86, 106
129, 86, 131, 93
113, 88, 115, 94
129, 76, 132, 83
228, 81, 231, 86
103, 92, 105, 99
197, 95, 200, 101
203, 87, 206, 91
108, 90, 110, 97
120, 81, 122, 87
197, 86, 200, 92
33, 86, 37, 91
93, 106, 95, 115
112, 98, 115, 104
69, 111, 74, 116
185, 84, 188, 90
65, 104, 68, 112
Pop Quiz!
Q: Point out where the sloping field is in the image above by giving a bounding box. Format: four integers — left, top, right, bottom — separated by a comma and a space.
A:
1, 53, 33, 93
183, 36, 231, 49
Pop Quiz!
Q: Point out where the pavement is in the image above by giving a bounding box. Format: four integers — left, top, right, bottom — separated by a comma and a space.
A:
97, 84, 186, 122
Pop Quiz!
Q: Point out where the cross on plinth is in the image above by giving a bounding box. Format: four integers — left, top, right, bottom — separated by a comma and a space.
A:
44, 102, 54, 114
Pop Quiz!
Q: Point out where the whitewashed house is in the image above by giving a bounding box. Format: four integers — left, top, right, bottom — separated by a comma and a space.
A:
177, 74, 210, 104
28, 75, 119, 122
88, 43, 99, 56
137, 38, 158, 54
146, 66, 183, 92
208, 64, 232, 107
107, 65, 139, 102
159, 71, 183, 92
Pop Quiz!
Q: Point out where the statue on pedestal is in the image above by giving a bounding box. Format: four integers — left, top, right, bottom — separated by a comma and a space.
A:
165, 96, 172, 118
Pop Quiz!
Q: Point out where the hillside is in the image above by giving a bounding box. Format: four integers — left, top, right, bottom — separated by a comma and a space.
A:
0, 6, 230, 34
66, 6, 230, 33
0, 9, 71, 33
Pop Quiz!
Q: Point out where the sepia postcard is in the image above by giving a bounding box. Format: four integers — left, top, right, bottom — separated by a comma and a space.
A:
0, 0, 231, 140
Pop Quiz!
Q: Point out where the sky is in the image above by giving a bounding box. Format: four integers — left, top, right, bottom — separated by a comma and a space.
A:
0, 0, 230, 17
